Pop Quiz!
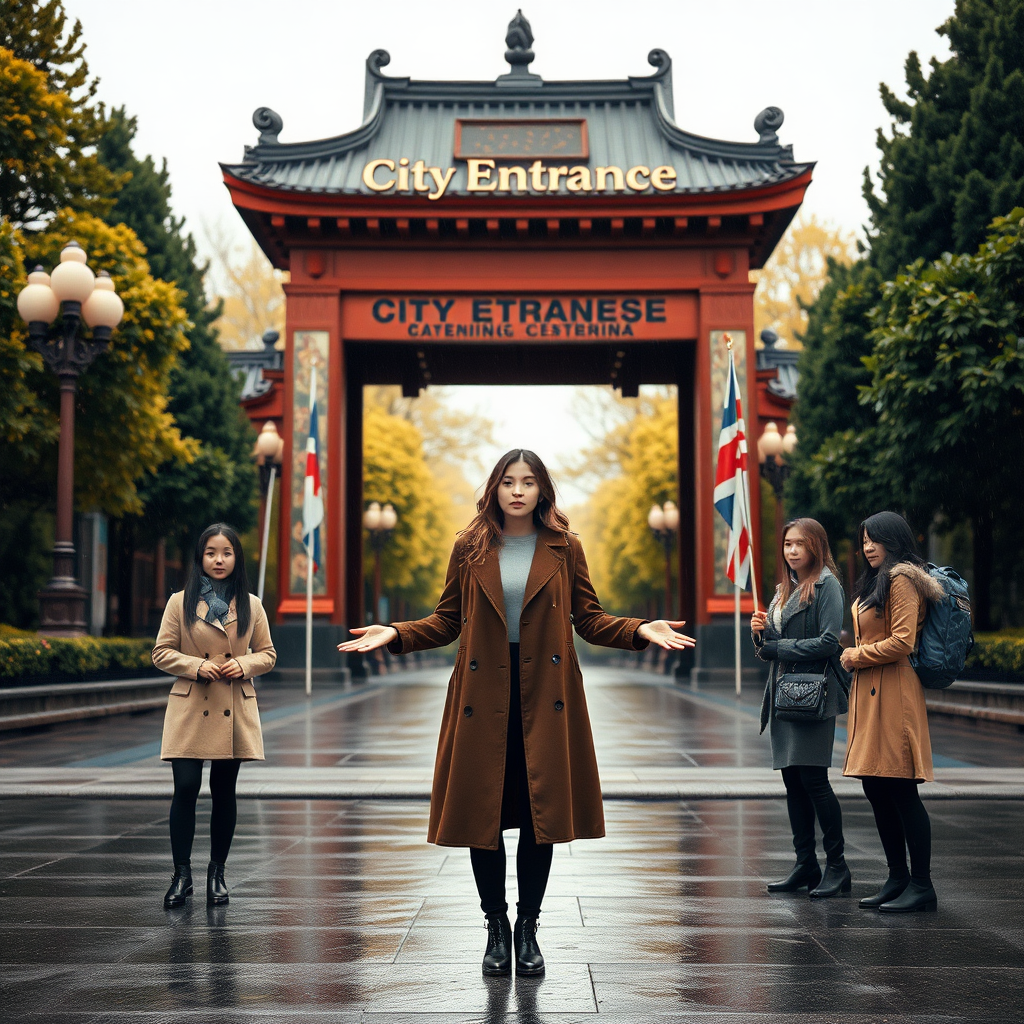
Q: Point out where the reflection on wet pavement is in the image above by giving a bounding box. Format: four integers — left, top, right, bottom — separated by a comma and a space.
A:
2, 665, 1023, 1020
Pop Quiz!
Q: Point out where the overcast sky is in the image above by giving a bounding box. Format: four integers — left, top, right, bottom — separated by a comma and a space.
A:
65, 0, 956, 499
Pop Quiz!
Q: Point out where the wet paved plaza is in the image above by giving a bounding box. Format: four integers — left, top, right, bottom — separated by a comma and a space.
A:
2, 665, 1023, 1021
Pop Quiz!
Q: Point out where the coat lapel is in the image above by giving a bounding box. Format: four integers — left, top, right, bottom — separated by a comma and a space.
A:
522, 529, 567, 612
195, 598, 236, 636
469, 550, 507, 625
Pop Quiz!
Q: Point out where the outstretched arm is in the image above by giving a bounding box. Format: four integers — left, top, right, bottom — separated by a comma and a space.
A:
337, 541, 464, 656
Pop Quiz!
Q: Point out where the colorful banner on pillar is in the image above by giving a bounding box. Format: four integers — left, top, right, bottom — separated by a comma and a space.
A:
290, 331, 329, 596
709, 330, 748, 596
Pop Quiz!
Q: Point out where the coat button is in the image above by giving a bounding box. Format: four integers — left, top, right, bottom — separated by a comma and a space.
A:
554, 700, 564, 711
464, 705, 473, 717
870, 687, 876, 696
522, 620, 529, 627
551, 654, 561, 664
204, 653, 209, 659
469, 660, 478, 670
203, 710, 209, 717
463, 616, 467, 623
224, 709, 231, 716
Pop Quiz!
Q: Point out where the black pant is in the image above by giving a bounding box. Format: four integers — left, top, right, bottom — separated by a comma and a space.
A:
470, 643, 553, 918
780, 765, 845, 865
169, 758, 242, 866
861, 776, 931, 883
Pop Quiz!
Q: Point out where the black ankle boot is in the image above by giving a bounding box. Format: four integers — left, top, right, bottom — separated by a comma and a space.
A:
514, 915, 544, 976
767, 859, 821, 893
859, 873, 910, 909
879, 879, 937, 913
809, 859, 852, 899
163, 864, 193, 908
481, 913, 512, 976
206, 861, 229, 905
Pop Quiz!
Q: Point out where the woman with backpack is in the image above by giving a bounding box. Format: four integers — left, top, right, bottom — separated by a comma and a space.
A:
338, 449, 695, 978
751, 518, 850, 899
840, 511, 943, 913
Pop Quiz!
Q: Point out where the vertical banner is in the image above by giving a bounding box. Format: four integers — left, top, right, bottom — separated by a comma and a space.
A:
290, 331, 329, 597
709, 330, 748, 596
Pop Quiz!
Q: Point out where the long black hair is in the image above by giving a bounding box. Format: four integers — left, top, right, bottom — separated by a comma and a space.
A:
182, 523, 251, 635
852, 511, 927, 614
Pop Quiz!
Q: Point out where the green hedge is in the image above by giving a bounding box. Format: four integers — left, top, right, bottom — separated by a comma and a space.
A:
965, 631, 1024, 680
0, 635, 155, 680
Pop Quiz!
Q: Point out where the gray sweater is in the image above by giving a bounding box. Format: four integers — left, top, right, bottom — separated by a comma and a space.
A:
499, 533, 538, 642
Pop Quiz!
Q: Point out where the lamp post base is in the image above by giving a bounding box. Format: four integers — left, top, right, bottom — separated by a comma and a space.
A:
38, 584, 88, 637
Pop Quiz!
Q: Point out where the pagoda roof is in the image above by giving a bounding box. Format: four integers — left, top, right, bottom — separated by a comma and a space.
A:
221, 44, 812, 200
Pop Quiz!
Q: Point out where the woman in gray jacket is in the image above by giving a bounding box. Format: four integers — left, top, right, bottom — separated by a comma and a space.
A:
751, 518, 850, 899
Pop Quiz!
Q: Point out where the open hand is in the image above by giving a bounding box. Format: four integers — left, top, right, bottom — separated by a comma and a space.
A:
637, 619, 696, 651
337, 624, 399, 653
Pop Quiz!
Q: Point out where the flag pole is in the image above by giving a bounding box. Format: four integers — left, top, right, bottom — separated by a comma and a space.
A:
305, 548, 313, 696
257, 464, 275, 603
734, 545, 742, 696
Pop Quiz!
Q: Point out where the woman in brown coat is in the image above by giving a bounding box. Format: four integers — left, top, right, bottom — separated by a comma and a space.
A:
840, 511, 943, 913
339, 450, 694, 977
152, 523, 276, 909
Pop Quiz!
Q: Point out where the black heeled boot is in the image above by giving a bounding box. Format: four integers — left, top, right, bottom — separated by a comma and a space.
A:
766, 859, 822, 893
163, 864, 193, 908
514, 915, 544, 976
206, 861, 229, 905
879, 879, 937, 913
859, 873, 911, 909
481, 913, 512, 976
809, 859, 852, 899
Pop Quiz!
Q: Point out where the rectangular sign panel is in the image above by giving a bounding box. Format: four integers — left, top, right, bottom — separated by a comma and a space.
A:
343, 294, 697, 342
454, 119, 589, 160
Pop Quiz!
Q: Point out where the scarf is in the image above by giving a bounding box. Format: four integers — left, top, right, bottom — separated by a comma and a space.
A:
199, 575, 232, 627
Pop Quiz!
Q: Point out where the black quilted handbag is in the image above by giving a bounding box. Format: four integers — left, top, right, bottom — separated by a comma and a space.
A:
773, 668, 828, 721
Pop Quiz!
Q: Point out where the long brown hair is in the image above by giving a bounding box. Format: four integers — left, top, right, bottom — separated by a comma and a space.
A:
461, 449, 570, 564
776, 517, 839, 607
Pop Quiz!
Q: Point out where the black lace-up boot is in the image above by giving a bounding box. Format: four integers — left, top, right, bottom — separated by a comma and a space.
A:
206, 861, 229, 905
514, 915, 544, 976
481, 912, 512, 975
163, 864, 193, 908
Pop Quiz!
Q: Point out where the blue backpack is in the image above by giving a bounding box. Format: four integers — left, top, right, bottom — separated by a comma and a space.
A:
910, 564, 974, 689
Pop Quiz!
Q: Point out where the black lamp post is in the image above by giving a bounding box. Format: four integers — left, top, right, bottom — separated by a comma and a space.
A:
16, 242, 124, 636
647, 500, 679, 619
757, 421, 798, 585
363, 501, 398, 623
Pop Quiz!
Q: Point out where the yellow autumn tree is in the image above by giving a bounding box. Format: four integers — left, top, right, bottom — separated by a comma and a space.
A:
752, 214, 857, 347
569, 391, 678, 616
363, 407, 460, 616
206, 232, 287, 351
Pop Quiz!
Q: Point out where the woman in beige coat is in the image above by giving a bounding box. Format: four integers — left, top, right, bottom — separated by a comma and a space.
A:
152, 523, 276, 909
840, 511, 943, 913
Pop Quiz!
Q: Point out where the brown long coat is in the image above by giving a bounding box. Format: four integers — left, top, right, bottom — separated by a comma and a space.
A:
153, 591, 277, 761
387, 528, 649, 850
842, 563, 943, 782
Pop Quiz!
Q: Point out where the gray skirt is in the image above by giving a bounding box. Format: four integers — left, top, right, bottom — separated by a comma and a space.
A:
769, 714, 837, 770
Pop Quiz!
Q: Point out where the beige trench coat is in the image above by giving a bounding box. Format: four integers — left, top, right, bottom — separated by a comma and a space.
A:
842, 563, 943, 782
386, 528, 649, 850
153, 591, 276, 761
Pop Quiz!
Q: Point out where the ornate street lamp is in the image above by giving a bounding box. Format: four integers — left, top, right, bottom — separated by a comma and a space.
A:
757, 421, 798, 584
17, 241, 124, 635
364, 501, 398, 624
253, 420, 284, 603
648, 499, 679, 619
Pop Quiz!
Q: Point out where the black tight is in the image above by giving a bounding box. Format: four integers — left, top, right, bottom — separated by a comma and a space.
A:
169, 758, 242, 865
470, 821, 554, 918
861, 776, 931, 883
780, 765, 845, 865
469, 642, 553, 918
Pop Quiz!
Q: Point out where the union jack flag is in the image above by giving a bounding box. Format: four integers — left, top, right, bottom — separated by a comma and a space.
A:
302, 364, 323, 574
713, 342, 753, 589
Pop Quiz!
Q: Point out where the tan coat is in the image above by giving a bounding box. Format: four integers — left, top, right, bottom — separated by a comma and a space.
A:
387, 528, 648, 850
842, 563, 943, 782
153, 591, 276, 761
